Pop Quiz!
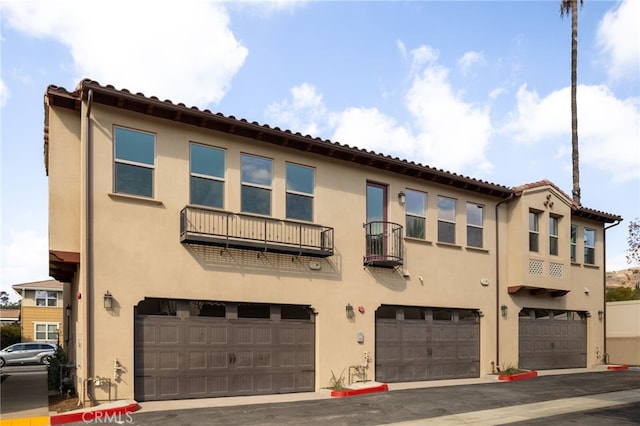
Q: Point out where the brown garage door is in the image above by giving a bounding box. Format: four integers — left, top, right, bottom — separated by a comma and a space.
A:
375, 305, 480, 383
134, 299, 315, 401
519, 308, 587, 370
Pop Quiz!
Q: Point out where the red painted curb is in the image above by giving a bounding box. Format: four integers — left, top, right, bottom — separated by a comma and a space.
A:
50, 402, 139, 425
331, 383, 389, 397
498, 370, 538, 381
607, 365, 629, 370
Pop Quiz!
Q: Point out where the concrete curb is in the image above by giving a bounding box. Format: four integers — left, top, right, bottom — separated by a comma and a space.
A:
607, 365, 629, 371
49, 400, 139, 425
330, 383, 389, 397
498, 370, 538, 381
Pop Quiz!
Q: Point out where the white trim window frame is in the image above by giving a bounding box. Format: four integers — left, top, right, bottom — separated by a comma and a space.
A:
285, 162, 314, 222
529, 211, 540, 252
190, 143, 226, 208
113, 126, 156, 198
241, 153, 273, 216
437, 196, 456, 244
570, 224, 577, 262
405, 189, 427, 239
466, 202, 484, 248
549, 215, 559, 256
34, 322, 59, 341
584, 228, 596, 265
35, 291, 58, 307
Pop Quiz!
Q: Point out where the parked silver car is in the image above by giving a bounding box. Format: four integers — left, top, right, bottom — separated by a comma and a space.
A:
0, 342, 57, 367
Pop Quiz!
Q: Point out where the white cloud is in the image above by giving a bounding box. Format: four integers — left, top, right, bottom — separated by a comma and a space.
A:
0, 0, 247, 107
597, 0, 640, 82
457, 51, 486, 75
504, 84, 640, 183
0, 78, 9, 107
266, 45, 494, 175
1, 229, 50, 300
265, 83, 327, 136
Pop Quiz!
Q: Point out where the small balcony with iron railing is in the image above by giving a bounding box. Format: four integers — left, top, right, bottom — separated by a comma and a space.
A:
363, 221, 403, 268
180, 206, 334, 258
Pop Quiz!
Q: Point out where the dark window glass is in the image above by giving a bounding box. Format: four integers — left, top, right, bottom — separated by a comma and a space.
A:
458, 310, 477, 322
286, 193, 313, 221
114, 127, 154, 165
376, 306, 397, 320
432, 309, 452, 321
286, 164, 314, 221
466, 203, 483, 248
241, 154, 272, 215
549, 216, 559, 256
115, 163, 153, 197
406, 190, 426, 239
584, 229, 596, 264
191, 176, 223, 208
437, 196, 456, 244
281, 305, 311, 320
529, 211, 539, 252
404, 307, 425, 320
191, 144, 224, 177
238, 304, 270, 319
467, 227, 483, 248
570, 225, 577, 262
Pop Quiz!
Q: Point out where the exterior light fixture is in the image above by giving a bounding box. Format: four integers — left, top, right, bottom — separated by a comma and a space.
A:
346, 303, 355, 319
65, 304, 71, 318
104, 291, 113, 309
501, 304, 508, 317
598, 310, 604, 321
398, 191, 406, 206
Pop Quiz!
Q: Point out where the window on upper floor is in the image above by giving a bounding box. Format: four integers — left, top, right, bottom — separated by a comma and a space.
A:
549, 216, 559, 256
114, 127, 155, 197
241, 154, 272, 216
437, 196, 456, 244
466, 202, 484, 248
190, 143, 225, 208
406, 190, 426, 239
35, 291, 58, 307
286, 163, 314, 221
570, 225, 577, 262
35, 323, 59, 341
584, 228, 596, 265
529, 211, 540, 252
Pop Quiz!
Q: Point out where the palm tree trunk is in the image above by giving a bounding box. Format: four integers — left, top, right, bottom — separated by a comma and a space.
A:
570, 0, 581, 205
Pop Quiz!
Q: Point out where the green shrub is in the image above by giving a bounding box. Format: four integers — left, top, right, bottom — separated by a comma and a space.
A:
0, 323, 21, 348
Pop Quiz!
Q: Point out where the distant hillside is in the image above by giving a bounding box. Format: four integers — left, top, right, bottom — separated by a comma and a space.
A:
606, 267, 640, 288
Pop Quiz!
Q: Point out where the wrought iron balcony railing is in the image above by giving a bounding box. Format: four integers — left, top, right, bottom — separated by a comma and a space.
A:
363, 221, 403, 268
180, 206, 334, 258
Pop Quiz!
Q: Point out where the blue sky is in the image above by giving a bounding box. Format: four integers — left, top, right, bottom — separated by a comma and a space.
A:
1, 0, 638, 301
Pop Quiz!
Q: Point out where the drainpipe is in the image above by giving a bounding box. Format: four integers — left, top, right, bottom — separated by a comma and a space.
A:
495, 194, 514, 369
603, 219, 622, 361
84, 88, 94, 401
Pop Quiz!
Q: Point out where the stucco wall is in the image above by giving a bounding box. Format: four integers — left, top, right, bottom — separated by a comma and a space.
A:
606, 300, 640, 365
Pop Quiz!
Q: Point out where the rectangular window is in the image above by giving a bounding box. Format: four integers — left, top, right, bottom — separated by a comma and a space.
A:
584, 228, 596, 265
190, 143, 225, 208
570, 225, 577, 262
286, 163, 314, 221
437, 196, 456, 244
35, 291, 58, 307
241, 154, 272, 215
529, 211, 539, 252
466, 202, 484, 248
549, 216, 559, 256
35, 323, 59, 341
405, 190, 426, 239
114, 127, 155, 197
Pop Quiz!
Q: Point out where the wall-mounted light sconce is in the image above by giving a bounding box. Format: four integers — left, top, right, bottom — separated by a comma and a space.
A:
398, 191, 406, 206
104, 291, 113, 310
346, 303, 355, 319
501, 304, 508, 317
65, 304, 71, 318
598, 310, 604, 321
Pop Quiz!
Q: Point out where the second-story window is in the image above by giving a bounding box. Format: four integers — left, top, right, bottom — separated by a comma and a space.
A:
114, 127, 155, 198
584, 228, 596, 265
529, 211, 539, 252
549, 216, 559, 256
286, 163, 314, 221
466, 202, 484, 248
241, 154, 272, 215
35, 291, 58, 307
437, 196, 456, 244
570, 225, 577, 262
190, 143, 225, 208
406, 190, 426, 239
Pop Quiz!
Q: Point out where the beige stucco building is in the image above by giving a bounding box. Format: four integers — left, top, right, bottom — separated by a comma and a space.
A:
606, 300, 640, 365
44, 80, 621, 403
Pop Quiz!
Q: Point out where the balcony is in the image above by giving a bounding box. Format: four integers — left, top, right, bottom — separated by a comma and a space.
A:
180, 206, 334, 258
363, 221, 403, 268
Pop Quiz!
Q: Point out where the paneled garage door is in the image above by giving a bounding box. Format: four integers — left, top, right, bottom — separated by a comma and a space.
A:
519, 308, 587, 370
134, 299, 315, 401
375, 305, 480, 382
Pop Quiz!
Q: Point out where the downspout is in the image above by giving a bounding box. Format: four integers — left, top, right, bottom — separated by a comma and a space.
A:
603, 219, 622, 361
85, 89, 94, 401
495, 193, 514, 369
